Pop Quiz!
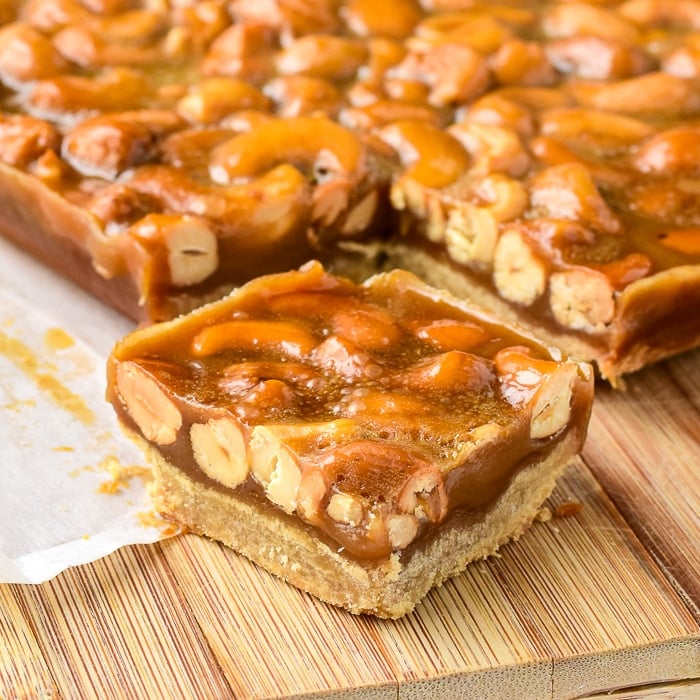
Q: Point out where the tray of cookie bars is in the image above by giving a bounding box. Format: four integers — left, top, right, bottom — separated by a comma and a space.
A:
1, 0, 699, 696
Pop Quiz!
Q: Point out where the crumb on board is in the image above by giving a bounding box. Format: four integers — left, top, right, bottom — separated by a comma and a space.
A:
554, 501, 583, 518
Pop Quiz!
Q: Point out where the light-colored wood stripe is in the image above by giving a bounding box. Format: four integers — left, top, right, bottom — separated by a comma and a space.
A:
0, 586, 57, 698
160, 534, 398, 699
584, 361, 700, 615
10, 544, 233, 698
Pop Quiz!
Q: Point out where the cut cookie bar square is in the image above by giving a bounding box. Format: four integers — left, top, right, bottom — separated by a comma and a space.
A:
106, 262, 594, 617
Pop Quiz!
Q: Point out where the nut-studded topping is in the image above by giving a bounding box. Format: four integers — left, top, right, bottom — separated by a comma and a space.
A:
0, 114, 60, 168
62, 111, 186, 179
190, 417, 249, 489
249, 425, 302, 514
209, 115, 363, 185
192, 319, 317, 359
530, 366, 578, 439
176, 78, 270, 124
115, 361, 182, 445
549, 268, 616, 334
379, 120, 471, 188
386, 514, 419, 550
327, 492, 364, 526
493, 228, 547, 306
127, 214, 219, 289
0, 22, 68, 84
529, 163, 621, 234
569, 73, 700, 115
387, 42, 490, 107
275, 34, 367, 81
632, 127, 700, 177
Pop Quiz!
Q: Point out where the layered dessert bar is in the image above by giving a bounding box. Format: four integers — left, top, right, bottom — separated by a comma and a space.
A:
106, 262, 594, 617
1, 0, 699, 382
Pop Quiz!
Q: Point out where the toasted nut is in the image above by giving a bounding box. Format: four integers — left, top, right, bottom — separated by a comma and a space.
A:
0, 22, 68, 84
570, 73, 700, 115
444, 202, 499, 268
230, 0, 340, 38
493, 229, 547, 306
491, 38, 556, 87
297, 469, 328, 519
398, 470, 447, 522
116, 361, 182, 445
209, 115, 362, 185
192, 319, 317, 359
530, 365, 577, 439
327, 492, 364, 526
411, 319, 491, 351
128, 214, 219, 288
63, 110, 185, 179
474, 174, 529, 222
176, 78, 270, 124
619, 0, 700, 28
342, 0, 422, 39
52, 25, 161, 68
379, 120, 471, 188
632, 127, 700, 177
249, 425, 302, 513
462, 93, 535, 137
0, 114, 60, 168
29, 67, 149, 118
264, 75, 344, 119
387, 514, 419, 550
190, 417, 249, 488
449, 122, 530, 177
275, 34, 367, 81
540, 108, 655, 147
549, 268, 616, 333
201, 22, 277, 83
542, 3, 639, 44
340, 100, 442, 131
545, 35, 653, 81
529, 163, 620, 234
412, 12, 513, 54
398, 351, 494, 394
312, 335, 384, 381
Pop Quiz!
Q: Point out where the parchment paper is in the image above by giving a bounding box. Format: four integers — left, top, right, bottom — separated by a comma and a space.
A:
0, 237, 176, 584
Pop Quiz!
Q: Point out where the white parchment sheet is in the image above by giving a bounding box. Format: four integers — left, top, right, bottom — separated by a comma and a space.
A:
0, 236, 176, 584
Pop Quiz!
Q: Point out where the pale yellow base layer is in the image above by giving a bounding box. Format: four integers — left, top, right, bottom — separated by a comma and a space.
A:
128, 427, 581, 618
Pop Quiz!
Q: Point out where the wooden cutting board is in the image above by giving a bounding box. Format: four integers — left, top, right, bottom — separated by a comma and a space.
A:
1, 349, 699, 699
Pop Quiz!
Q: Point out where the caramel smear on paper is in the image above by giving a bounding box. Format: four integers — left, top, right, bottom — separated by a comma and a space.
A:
0, 328, 95, 425
44, 327, 75, 351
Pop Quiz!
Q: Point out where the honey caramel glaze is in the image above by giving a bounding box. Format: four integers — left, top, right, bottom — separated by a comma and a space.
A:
109, 263, 593, 560
1, 0, 700, 330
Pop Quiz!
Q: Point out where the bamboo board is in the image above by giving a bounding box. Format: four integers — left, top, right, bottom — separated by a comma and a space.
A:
1, 349, 699, 699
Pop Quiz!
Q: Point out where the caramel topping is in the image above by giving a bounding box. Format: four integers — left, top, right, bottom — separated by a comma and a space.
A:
108, 263, 594, 559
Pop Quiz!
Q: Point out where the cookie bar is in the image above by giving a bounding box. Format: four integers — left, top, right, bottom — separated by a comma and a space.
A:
106, 262, 594, 617
1, 1, 699, 382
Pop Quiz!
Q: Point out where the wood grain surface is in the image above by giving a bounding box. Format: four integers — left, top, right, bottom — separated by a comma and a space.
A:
2, 349, 699, 700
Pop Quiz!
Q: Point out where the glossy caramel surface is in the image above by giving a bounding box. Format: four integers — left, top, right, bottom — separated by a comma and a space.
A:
108, 262, 594, 559
0, 0, 698, 362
